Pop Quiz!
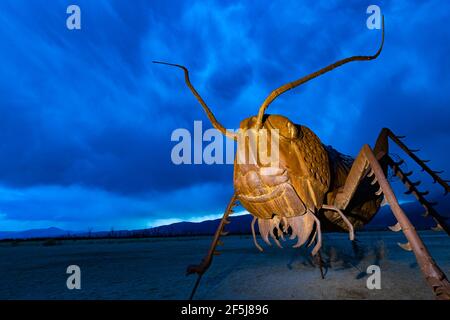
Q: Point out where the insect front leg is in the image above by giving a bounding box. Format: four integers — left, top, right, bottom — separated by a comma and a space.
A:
321, 204, 355, 241
186, 194, 238, 299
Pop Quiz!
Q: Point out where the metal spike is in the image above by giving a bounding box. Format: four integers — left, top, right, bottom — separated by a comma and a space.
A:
367, 169, 374, 177
433, 170, 444, 174
370, 177, 378, 185
394, 160, 405, 166
409, 149, 420, 153
217, 240, 224, 246
388, 222, 402, 232
375, 187, 383, 196
411, 180, 421, 187
404, 171, 413, 177
223, 219, 231, 225
398, 242, 412, 251
422, 210, 429, 217
404, 189, 413, 195
419, 190, 429, 196
213, 251, 221, 256
421, 159, 430, 163
221, 231, 229, 236
396, 135, 406, 139
431, 224, 443, 232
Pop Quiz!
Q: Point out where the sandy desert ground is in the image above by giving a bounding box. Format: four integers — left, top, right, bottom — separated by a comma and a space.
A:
0, 231, 448, 299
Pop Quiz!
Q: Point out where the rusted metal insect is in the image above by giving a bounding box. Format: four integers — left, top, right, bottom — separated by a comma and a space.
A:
154, 17, 450, 300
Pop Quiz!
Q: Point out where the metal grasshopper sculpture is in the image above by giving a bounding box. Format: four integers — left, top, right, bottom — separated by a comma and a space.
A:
154, 17, 450, 300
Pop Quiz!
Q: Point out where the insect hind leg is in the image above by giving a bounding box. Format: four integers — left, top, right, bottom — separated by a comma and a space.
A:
386, 155, 450, 235
333, 146, 379, 211
375, 128, 450, 195
332, 144, 450, 299
362, 145, 450, 299
375, 128, 450, 234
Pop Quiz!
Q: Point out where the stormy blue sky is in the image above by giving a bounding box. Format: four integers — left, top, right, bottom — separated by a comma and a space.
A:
0, 0, 449, 231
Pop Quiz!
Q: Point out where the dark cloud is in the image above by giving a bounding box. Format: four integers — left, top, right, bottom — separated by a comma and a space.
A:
0, 0, 449, 230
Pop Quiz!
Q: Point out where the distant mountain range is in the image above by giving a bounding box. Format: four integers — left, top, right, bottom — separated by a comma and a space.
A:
0, 227, 69, 240
1, 196, 448, 240
130, 197, 450, 237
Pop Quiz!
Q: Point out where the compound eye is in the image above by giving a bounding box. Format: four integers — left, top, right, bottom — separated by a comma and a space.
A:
287, 122, 298, 139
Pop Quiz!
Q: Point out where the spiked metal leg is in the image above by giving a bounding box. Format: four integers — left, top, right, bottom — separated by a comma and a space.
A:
374, 128, 450, 195
387, 156, 450, 235
373, 128, 449, 234
362, 145, 449, 299
334, 131, 450, 299
186, 194, 238, 299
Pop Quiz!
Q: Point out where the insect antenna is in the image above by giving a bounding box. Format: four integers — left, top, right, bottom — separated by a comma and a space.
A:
254, 16, 385, 129
152, 61, 237, 140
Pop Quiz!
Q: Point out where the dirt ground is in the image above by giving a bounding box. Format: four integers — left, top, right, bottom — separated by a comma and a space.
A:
0, 231, 448, 299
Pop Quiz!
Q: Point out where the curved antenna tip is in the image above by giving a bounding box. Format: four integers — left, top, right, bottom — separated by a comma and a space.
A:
152, 60, 187, 70
152, 60, 174, 66
254, 14, 386, 128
